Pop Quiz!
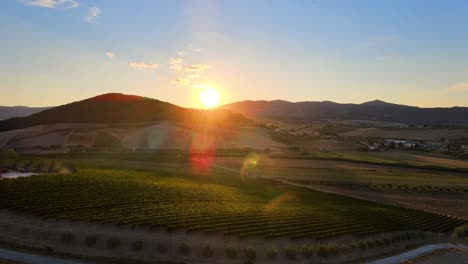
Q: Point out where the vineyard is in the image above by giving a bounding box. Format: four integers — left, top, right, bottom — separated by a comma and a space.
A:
0, 167, 465, 240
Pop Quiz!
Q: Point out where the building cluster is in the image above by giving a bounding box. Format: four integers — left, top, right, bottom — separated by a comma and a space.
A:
366, 139, 468, 153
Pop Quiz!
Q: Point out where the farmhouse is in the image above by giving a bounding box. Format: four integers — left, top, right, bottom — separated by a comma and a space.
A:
383, 139, 418, 149
425, 141, 447, 151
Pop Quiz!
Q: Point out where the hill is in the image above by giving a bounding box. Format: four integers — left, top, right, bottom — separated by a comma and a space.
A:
220, 100, 468, 126
0, 106, 52, 120
0, 93, 251, 131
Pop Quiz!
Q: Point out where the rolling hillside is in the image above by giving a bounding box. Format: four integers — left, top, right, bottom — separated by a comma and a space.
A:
221, 100, 468, 126
0, 93, 250, 131
0, 93, 273, 152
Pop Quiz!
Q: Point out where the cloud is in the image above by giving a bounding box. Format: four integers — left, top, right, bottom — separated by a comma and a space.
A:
169, 58, 183, 71
22, 0, 79, 8
364, 35, 398, 47
185, 64, 211, 72
105, 52, 114, 58
176, 44, 201, 56
85, 7, 100, 23
129, 61, 159, 70
186, 74, 200, 79
447, 82, 468, 92
171, 78, 191, 86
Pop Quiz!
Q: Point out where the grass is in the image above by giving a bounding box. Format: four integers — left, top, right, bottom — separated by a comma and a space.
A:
0, 164, 465, 240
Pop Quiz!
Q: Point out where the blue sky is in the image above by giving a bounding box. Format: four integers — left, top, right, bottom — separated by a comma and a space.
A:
1, 0, 468, 107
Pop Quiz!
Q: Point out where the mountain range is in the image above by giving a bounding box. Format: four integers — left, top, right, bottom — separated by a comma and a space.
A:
0, 106, 52, 120
220, 100, 468, 127
2, 95, 468, 131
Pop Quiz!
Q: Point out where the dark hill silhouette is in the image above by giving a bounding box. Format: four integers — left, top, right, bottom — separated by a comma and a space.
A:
220, 100, 468, 127
0, 93, 250, 131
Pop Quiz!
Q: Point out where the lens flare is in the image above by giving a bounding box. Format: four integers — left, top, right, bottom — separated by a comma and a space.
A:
189, 132, 216, 173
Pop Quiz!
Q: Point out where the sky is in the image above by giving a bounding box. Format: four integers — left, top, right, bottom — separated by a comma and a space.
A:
1, 0, 468, 108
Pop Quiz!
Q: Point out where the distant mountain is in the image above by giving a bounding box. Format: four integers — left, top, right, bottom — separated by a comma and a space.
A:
220, 100, 468, 127
0, 106, 52, 120
0, 93, 250, 131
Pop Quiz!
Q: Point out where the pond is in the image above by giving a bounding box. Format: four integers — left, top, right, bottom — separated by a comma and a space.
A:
0, 172, 41, 179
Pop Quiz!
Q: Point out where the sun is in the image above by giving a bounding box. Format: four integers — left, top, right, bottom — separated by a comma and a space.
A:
199, 87, 220, 108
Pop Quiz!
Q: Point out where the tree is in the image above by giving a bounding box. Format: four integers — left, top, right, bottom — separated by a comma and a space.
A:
398, 142, 404, 149
1, 149, 18, 160
0, 149, 18, 168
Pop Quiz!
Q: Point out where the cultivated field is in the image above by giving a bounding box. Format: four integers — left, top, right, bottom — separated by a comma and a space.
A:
0, 165, 464, 240
339, 127, 468, 141
1, 152, 467, 263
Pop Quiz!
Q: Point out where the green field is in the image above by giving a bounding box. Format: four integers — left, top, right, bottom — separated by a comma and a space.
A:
258, 166, 468, 186
0, 165, 465, 240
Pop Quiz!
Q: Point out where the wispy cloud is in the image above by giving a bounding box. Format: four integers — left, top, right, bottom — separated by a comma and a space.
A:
129, 61, 159, 70
364, 35, 398, 47
186, 74, 200, 79
176, 44, 201, 56
185, 64, 211, 72
105, 52, 114, 58
21, 0, 80, 8
447, 82, 468, 92
85, 7, 100, 23
171, 78, 191, 86
169, 58, 183, 72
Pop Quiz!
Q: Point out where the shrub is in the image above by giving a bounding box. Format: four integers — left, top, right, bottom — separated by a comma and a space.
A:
339, 244, 353, 254
107, 237, 120, 249
452, 225, 468, 239
285, 247, 297, 260
366, 240, 376, 248
316, 243, 339, 260
358, 241, 367, 250
5, 149, 18, 160
179, 243, 190, 256
131, 240, 144, 252
41, 231, 51, 240
202, 245, 214, 258
329, 243, 340, 256
316, 244, 330, 260
266, 248, 278, 260
302, 246, 314, 259
225, 246, 237, 259
349, 242, 359, 251
243, 247, 256, 261
375, 239, 385, 247
61, 232, 75, 244
84, 235, 97, 247
157, 243, 168, 254
383, 238, 392, 246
